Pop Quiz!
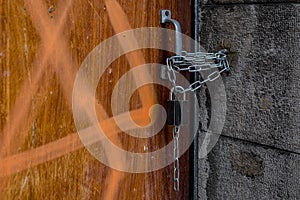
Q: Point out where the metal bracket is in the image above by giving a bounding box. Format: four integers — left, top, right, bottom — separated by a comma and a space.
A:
160, 10, 182, 56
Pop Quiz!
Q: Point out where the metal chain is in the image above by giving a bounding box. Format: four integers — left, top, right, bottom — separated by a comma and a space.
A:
166, 49, 230, 192
166, 49, 230, 93
173, 125, 180, 192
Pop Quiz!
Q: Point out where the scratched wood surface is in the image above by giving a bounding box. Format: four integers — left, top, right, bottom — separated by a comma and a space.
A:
0, 0, 192, 199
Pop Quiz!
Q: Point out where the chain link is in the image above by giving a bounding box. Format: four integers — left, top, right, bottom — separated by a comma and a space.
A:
173, 125, 180, 192
166, 49, 230, 93
166, 49, 230, 192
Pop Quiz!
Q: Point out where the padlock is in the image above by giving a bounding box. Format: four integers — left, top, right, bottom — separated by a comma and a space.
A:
166, 91, 181, 126
166, 88, 188, 126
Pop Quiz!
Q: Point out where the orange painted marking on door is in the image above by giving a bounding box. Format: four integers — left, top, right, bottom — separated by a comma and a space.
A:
106, 0, 156, 125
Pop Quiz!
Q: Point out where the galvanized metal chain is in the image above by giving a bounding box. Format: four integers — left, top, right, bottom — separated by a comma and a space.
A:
166, 49, 230, 94
173, 125, 180, 192
166, 49, 230, 192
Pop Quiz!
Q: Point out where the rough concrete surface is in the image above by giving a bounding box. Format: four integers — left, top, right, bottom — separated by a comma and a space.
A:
199, 4, 300, 154
197, 3, 300, 199
200, 136, 300, 200
204, 0, 300, 5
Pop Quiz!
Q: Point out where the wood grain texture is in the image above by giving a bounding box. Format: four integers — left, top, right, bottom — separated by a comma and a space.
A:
0, 0, 192, 199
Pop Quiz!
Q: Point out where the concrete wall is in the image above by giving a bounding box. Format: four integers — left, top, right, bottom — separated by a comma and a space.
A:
198, 1, 300, 199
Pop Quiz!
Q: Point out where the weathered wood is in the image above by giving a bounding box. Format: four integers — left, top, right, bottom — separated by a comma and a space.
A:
0, 0, 192, 199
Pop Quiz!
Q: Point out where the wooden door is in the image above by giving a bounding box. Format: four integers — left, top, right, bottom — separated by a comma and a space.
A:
0, 0, 193, 199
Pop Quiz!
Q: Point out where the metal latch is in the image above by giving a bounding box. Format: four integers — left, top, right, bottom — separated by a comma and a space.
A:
160, 10, 183, 80
160, 10, 182, 56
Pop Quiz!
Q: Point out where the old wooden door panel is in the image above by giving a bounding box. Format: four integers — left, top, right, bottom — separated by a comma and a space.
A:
0, 0, 192, 199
